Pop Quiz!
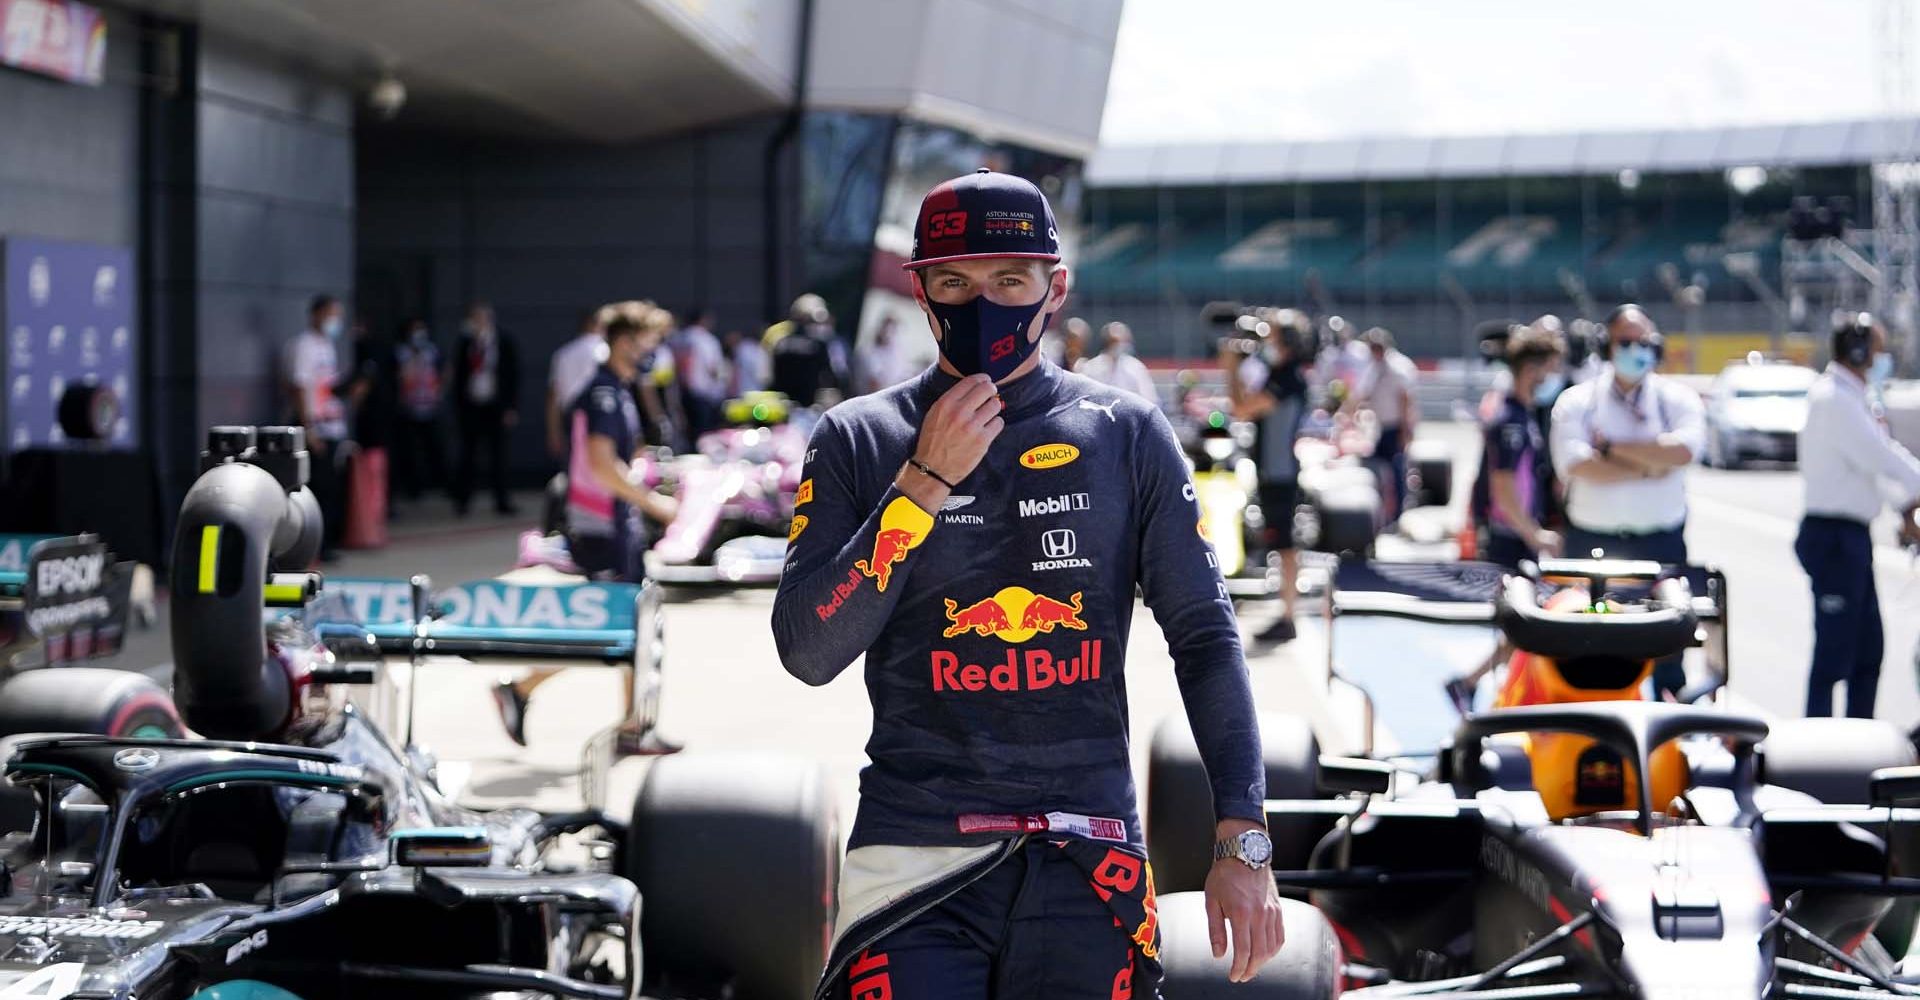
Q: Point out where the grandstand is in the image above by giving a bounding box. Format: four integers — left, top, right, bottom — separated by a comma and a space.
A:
1078, 118, 1920, 369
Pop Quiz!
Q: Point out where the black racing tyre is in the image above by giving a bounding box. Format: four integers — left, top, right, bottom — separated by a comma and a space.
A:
1311, 488, 1378, 557
0, 668, 182, 740
1148, 713, 1319, 896
1156, 891, 1341, 999
626, 752, 839, 1000
0, 668, 183, 833
1762, 717, 1917, 806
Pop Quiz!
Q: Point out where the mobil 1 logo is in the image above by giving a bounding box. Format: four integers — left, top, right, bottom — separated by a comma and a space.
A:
1017, 492, 1089, 519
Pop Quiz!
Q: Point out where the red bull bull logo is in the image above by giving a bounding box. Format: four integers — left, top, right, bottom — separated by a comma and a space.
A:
930, 639, 1103, 692
854, 497, 932, 593
942, 586, 1087, 640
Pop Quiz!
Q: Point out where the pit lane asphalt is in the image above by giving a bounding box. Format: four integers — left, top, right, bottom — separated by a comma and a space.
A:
115, 424, 1920, 828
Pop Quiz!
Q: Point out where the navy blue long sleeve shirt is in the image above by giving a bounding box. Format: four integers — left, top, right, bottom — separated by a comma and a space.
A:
771, 359, 1266, 851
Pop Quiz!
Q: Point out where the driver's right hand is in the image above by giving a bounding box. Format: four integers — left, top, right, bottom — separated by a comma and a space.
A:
912, 374, 1004, 485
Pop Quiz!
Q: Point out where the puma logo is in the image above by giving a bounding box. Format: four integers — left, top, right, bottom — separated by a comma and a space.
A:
1078, 398, 1119, 422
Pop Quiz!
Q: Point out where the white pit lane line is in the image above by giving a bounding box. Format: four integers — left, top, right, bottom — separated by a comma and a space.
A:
1687, 493, 1916, 575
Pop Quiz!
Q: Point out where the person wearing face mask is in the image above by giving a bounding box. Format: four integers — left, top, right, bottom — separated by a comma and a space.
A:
1077, 321, 1160, 402
1228, 308, 1313, 645
1795, 312, 1920, 718
492, 301, 680, 751
772, 169, 1282, 997
1548, 304, 1705, 699
392, 318, 450, 502
283, 294, 350, 560
769, 293, 850, 407
452, 301, 523, 517
1475, 325, 1568, 569
1346, 327, 1418, 524
1444, 324, 1569, 714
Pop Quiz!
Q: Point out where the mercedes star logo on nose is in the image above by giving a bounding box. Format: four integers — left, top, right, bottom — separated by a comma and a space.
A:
113, 748, 160, 772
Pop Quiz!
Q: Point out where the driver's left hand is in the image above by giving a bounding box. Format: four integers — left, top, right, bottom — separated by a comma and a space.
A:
1203, 821, 1285, 982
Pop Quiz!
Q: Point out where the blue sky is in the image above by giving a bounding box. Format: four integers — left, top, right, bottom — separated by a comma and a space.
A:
1100, 0, 1892, 144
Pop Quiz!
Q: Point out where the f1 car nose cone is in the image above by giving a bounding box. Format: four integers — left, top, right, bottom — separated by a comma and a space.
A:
113, 747, 159, 772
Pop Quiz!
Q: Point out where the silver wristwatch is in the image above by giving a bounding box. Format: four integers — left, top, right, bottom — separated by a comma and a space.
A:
1211, 828, 1274, 869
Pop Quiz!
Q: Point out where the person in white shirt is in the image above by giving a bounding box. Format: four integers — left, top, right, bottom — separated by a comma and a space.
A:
547, 305, 611, 461
1796, 313, 1920, 718
725, 328, 766, 397
1347, 327, 1419, 522
857, 316, 919, 394
1075, 321, 1159, 402
284, 294, 349, 559
671, 307, 727, 438
1549, 304, 1706, 698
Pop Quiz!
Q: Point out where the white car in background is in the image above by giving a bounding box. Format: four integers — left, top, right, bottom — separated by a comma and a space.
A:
1703, 358, 1817, 468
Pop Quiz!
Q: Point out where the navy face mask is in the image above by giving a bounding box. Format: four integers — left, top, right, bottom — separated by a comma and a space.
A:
926, 294, 1051, 382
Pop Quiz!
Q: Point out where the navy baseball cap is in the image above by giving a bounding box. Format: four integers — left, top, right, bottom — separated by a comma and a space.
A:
904, 168, 1060, 271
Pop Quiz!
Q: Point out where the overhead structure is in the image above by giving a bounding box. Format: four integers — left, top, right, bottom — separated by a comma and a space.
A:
1876, 0, 1920, 365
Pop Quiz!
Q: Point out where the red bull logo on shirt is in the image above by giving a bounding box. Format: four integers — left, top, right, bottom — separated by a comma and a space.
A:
934, 586, 1098, 693
931, 640, 1103, 693
854, 497, 933, 593
941, 586, 1087, 641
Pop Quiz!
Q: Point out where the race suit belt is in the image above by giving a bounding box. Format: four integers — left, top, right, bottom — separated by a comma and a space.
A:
956, 811, 1128, 842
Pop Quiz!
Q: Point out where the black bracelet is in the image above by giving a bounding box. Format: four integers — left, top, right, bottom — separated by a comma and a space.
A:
907, 457, 957, 490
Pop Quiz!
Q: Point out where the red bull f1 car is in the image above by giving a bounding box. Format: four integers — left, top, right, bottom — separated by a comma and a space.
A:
1146, 557, 1920, 998
0, 426, 837, 999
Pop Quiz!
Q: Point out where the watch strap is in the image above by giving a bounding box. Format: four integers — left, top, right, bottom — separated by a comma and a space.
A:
1212, 829, 1273, 867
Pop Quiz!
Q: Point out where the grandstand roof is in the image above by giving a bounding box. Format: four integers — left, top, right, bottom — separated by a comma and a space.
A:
1088, 117, 1920, 186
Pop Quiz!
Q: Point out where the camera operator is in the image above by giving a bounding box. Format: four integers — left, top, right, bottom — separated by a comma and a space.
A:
1226, 309, 1312, 644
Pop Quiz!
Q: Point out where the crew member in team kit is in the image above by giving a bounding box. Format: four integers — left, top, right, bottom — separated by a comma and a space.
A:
772, 169, 1282, 998
492, 302, 678, 752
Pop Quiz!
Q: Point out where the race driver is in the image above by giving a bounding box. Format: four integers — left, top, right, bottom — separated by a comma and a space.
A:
772, 169, 1283, 997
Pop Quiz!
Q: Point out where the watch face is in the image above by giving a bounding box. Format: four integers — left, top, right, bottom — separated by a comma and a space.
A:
1239, 830, 1273, 865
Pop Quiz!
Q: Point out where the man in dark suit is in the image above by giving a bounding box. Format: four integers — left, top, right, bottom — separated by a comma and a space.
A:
452, 301, 522, 516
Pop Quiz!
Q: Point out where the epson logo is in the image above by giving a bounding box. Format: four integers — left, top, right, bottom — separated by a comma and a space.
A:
36, 553, 103, 597
1017, 493, 1089, 518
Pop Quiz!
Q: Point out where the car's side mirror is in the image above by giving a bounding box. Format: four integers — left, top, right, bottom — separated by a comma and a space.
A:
1869, 765, 1920, 807
391, 826, 492, 868
1317, 755, 1394, 797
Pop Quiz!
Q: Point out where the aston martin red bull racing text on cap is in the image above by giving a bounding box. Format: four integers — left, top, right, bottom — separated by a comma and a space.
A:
904, 168, 1061, 270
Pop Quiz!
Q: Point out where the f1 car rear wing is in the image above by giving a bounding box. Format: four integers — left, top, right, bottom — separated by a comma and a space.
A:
300, 575, 664, 811
1323, 559, 1732, 755
1326, 559, 1727, 626
307, 576, 647, 662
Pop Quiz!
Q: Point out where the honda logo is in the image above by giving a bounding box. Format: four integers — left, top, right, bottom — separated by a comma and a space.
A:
1041, 529, 1077, 559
